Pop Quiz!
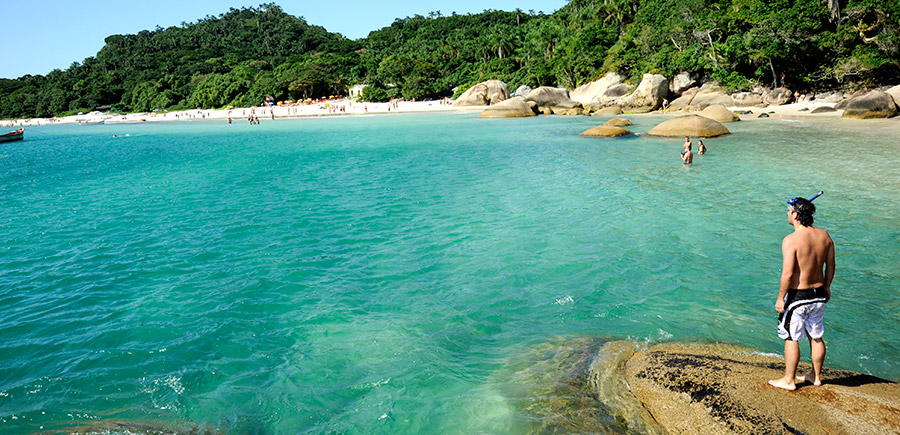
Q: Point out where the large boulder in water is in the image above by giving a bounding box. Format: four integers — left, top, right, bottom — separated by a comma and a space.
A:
514, 85, 533, 98
525, 86, 581, 110
842, 90, 899, 119
698, 104, 739, 123
647, 114, 730, 137
580, 125, 633, 137
765, 87, 794, 105
455, 80, 510, 106
625, 342, 900, 435
620, 74, 669, 111
477, 97, 537, 118
570, 72, 624, 105
690, 91, 734, 109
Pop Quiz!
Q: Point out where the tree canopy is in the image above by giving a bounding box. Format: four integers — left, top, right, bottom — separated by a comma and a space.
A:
2, 0, 898, 119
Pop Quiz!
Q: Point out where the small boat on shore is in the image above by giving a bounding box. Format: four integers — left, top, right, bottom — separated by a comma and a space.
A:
0, 128, 24, 143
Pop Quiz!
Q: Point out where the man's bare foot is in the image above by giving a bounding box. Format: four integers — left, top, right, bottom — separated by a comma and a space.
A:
796, 374, 822, 386
768, 378, 797, 391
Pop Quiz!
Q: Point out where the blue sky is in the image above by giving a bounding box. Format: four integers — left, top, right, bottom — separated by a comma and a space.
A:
0, 0, 565, 79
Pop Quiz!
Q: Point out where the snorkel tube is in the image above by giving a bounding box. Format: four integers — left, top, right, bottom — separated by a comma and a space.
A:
787, 190, 824, 207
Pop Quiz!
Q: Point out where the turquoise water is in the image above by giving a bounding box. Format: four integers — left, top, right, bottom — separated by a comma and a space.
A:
1, 113, 898, 433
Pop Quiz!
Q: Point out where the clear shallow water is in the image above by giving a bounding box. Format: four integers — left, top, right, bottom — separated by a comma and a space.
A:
1, 113, 898, 433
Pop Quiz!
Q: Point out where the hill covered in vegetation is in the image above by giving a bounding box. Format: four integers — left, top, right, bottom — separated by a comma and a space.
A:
1, 0, 898, 119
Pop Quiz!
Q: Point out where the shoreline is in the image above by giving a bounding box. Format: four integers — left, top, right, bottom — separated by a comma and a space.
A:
3, 99, 897, 129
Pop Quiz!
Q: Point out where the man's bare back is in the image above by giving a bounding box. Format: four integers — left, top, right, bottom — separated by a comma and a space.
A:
781, 227, 833, 293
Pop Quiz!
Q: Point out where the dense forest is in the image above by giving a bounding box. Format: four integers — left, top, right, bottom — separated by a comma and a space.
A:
1, 0, 898, 119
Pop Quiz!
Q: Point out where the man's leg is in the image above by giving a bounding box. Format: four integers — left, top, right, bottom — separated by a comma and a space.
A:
769, 339, 800, 390
808, 336, 825, 386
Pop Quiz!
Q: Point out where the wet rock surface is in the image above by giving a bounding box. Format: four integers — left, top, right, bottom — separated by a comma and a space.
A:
625, 342, 900, 435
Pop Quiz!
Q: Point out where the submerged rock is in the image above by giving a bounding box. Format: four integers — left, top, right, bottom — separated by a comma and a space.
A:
455, 80, 510, 106
496, 337, 665, 434
842, 91, 898, 119
647, 114, 730, 137
477, 97, 536, 118
625, 342, 900, 435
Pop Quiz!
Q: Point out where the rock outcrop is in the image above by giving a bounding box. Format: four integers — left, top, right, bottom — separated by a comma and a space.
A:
625, 342, 900, 435
514, 85, 533, 98
811, 106, 837, 114
603, 117, 633, 127
647, 114, 730, 137
765, 87, 794, 105
599, 83, 631, 105
580, 125, 633, 137
477, 97, 537, 118
885, 84, 900, 108
698, 104, 740, 123
668, 88, 700, 110
670, 72, 699, 94
593, 106, 624, 116
842, 90, 899, 119
571, 72, 624, 105
455, 80, 510, 106
731, 92, 763, 107
620, 74, 669, 112
525, 86, 581, 111
690, 91, 734, 110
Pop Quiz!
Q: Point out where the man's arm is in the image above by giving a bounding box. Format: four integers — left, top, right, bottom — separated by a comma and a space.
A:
824, 235, 835, 302
777, 237, 796, 313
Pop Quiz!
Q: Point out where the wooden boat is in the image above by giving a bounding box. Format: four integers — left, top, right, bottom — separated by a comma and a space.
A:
0, 128, 24, 143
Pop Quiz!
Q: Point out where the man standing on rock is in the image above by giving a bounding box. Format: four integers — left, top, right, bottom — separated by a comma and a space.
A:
769, 197, 835, 390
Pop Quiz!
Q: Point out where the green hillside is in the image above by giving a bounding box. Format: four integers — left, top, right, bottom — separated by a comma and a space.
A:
1, 0, 898, 119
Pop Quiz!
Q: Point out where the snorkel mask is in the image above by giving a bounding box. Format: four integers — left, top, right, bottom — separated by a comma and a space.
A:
788, 191, 824, 208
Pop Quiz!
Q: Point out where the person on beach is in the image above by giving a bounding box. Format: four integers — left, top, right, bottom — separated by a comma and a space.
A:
768, 197, 835, 391
683, 136, 691, 153
681, 144, 693, 164
698, 140, 706, 155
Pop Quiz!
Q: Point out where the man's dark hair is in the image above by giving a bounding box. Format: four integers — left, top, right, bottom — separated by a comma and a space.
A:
791, 198, 816, 226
